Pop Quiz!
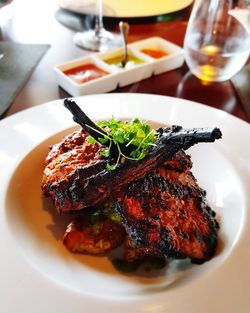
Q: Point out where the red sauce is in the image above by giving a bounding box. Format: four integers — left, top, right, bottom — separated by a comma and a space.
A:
140, 48, 168, 59
63, 64, 109, 84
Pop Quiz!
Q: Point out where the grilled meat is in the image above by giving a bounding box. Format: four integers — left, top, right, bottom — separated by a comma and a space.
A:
42, 129, 106, 211
42, 125, 221, 213
115, 151, 219, 264
42, 100, 221, 265
123, 236, 164, 263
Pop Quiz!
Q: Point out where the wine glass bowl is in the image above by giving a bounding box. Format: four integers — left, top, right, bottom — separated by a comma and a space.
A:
184, 0, 250, 82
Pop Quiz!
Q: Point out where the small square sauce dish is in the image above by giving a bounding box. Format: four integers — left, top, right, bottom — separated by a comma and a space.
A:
130, 37, 184, 75
54, 56, 117, 96
96, 47, 154, 87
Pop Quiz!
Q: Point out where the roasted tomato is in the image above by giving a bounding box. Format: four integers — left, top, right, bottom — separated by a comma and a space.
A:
63, 218, 125, 255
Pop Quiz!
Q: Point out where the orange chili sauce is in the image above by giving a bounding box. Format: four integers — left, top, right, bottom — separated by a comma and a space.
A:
140, 48, 168, 59
63, 64, 109, 84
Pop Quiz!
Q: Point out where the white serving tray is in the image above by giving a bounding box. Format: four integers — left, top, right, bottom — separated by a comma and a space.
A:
55, 37, 184, 96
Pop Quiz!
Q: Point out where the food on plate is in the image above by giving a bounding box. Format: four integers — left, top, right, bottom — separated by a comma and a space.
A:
63, 216, 126, 254
42, 99, 222, 270
116, 150, 219, 264
43, 99, 222, 214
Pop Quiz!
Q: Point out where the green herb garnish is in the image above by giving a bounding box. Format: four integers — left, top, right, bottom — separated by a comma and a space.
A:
88, 118, 157, 170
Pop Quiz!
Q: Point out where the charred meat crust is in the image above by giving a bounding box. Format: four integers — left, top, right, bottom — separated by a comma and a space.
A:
123, 236, 163, 263
115, 155, 219, 264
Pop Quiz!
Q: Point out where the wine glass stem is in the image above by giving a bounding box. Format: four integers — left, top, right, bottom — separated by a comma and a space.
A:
95, 0, 104, 36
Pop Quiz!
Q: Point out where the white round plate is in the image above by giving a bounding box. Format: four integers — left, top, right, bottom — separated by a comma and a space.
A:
0, 93, 250, 313
58, 0, 193, 18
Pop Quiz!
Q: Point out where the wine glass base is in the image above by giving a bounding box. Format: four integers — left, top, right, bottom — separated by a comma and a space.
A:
73, 29, 122, 52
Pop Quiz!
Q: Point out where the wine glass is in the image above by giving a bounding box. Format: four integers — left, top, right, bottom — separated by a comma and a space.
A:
184, 0, 250, 82
73, 0, 121, 52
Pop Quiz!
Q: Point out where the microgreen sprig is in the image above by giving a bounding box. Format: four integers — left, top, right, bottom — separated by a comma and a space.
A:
88, 118, 158, 170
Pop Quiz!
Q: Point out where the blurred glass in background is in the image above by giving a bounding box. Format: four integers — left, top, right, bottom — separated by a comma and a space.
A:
184, 0, 250, 82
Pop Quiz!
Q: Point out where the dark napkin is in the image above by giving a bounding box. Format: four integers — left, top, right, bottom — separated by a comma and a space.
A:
0, 42, 50, 116
231, 63, 250, 121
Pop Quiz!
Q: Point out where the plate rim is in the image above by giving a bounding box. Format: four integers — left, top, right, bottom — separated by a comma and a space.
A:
1, 93, 250, 313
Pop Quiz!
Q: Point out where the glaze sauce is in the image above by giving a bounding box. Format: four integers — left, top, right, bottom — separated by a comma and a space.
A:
63, 64, 109, 84
140, 48, 168, 59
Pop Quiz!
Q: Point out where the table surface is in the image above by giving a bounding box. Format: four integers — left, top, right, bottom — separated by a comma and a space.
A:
0, 0, 249, 122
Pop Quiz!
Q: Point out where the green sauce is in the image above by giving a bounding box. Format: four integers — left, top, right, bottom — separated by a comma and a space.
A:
105, 54, 145, 70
